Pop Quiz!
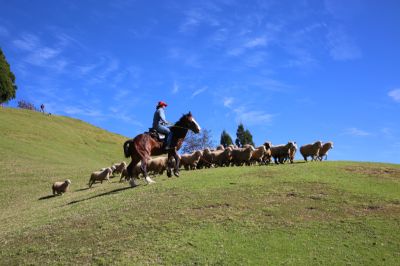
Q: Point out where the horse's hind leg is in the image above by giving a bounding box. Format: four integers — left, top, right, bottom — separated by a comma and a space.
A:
141, 158, 156, 184
127, 157, 140, 187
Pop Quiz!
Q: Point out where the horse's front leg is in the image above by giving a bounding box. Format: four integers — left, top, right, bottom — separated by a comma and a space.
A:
166, 154, 173, 178
141, 158, 155, 184
171, 150, 180, 177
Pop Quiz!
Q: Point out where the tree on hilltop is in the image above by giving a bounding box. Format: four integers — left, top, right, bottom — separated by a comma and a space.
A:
235, 123, 255, 147
220, 130, 233, 147
0, 48, 17, 104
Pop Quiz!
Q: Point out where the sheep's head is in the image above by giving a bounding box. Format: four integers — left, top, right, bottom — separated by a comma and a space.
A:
286, 141, 295, 149
263, 142, 272, 149
325, 142, 333, 149
314, 141, 322, 148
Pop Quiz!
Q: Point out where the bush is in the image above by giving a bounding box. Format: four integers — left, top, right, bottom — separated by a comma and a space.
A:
17, 100, 37, 111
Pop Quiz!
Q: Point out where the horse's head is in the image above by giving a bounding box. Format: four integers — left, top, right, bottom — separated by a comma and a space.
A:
179, 112, 201, 133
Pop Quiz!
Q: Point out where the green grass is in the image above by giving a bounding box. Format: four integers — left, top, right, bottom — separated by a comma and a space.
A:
0, 107, 399, 265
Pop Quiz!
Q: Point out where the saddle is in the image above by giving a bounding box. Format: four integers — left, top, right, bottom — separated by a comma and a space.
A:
147, 128, 166, 142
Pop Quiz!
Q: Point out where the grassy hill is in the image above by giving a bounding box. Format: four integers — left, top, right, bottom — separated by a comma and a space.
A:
0, 107, 399, 265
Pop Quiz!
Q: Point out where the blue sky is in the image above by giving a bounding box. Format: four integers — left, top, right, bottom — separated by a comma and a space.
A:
1, 0, 400, 163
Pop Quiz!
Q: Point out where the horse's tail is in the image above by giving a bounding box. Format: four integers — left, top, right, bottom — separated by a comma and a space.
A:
123, 139, 134, 158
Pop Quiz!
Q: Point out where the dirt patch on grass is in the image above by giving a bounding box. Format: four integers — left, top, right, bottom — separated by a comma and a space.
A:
343, 166, 400, 180
192, 203, 231, 210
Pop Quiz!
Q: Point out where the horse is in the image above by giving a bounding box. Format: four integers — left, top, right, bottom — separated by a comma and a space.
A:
123, 112, 201, 186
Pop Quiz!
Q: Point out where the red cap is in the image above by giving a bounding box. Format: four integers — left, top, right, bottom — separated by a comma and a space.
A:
157, 101, 168, 108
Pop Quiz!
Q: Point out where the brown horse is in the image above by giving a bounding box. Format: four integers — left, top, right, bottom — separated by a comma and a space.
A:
123, 112, 201, 186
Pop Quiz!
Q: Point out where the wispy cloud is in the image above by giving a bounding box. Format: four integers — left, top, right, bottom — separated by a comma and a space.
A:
233, 107, 274, 126
244, 37, 268, 48
179, 8, 220, 33
13, 33, 40, 51
343, 127, 371, 136
222, 97, 275, 126
223, 97, 234, 107
191, 87, 207, 98
326, 27, 362, 61
172, 82, 179, 94
228, 36, 269, 56
388, 89, 400, 103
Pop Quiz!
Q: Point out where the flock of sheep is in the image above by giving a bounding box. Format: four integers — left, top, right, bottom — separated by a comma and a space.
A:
178, 140, 334, 170
51, 140, 334, 194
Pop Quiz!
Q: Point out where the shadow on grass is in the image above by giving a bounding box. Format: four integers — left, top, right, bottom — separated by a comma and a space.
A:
38, 194, 58, 200
67, 186, 134, 205
75, 187, 91, 192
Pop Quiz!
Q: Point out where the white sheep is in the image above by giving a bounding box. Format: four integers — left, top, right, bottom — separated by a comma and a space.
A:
89, 167, 112, 188
52, 179, 71, 195
300, 141, 323, 161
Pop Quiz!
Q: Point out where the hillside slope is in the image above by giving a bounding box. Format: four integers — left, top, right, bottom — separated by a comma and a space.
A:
0, 108, 399, 265
0, 108, 127, 209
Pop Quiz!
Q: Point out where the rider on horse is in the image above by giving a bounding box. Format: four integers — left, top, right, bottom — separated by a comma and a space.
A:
152, 101, 173, 149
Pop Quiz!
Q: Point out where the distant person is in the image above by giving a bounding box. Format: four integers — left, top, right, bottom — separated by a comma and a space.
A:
152, 101, 173, 149
40, 104, 45, 114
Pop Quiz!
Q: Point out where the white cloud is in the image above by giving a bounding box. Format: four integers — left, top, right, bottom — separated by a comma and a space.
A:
327, 27, 362, 61
179, 8, 220, 33
172, 82, 179, 94
343, 127, 371, 136
233, 107, 274, 126
191, 87, 207, 98
244, 37, 267, 48
26, 47, 61, 66
388, 89, 400, 103
13, 33, 40, 51
223, 97, 234, 107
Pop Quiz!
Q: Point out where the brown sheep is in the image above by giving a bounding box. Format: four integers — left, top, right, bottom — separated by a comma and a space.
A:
89, 168, 112, 188
300, 141, 323, 161
317, 141, 334, 161
250, 145, 267, 165
283, 142, 297, 163
270, 142, 295, 164
148, 157, 170, 175
199, 148, 213, 168
112, 161, 127, 176
180, 150, 203, 170
231, 146, 255, 166
211, 148, 233, 167
120, 163, 141, 182
262, 142, 272, 164
216, 145, 225, 151
52, 179, 71, 195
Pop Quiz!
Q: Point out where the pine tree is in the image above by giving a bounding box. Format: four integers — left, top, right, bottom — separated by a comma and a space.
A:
220, 130, 233, 147
0, 48, 17, 104
235, 123, 245, 147
235, 123, 255, 147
